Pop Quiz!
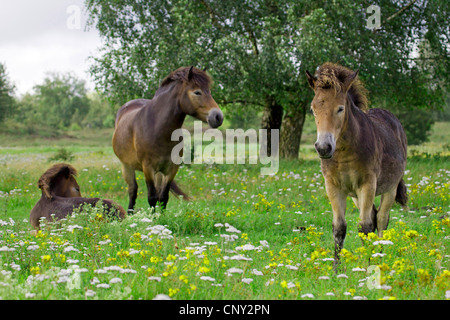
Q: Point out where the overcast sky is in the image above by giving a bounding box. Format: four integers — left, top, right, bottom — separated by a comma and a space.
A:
0, 0, 103, 96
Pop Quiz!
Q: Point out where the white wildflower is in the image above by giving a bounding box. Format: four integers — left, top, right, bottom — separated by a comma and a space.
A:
373, 240, 394, 246
85, 290, 96, 297
200, 276, 216, 282
153, 294, 171, 300
251, 269, 264, 276
148, 276, 161, 282
352, 267, 366, 272
109, 277, 123, 284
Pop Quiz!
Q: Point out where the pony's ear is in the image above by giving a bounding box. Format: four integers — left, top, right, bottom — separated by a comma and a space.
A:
343, 70, 359, 92
188, 66, 194, 80
38, 177, 52, 200
59, 165, 72, 179
305, 70, 316, 89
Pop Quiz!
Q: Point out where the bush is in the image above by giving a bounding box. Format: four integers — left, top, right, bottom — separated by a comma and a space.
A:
48, 147, 75, 162
394, 107, 434, 146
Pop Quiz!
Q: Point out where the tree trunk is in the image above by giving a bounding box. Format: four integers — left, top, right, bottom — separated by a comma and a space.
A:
280, 104, 306, 159
260, 96, 283, 156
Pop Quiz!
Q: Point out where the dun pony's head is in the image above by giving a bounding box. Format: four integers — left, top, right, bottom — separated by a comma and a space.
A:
38, 163, 81, 200
306, 62, 368, 159
159, 66, 223, 128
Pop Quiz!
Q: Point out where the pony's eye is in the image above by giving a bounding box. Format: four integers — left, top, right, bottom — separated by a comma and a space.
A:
337, 106, 344, 113
194, 90, 202, 96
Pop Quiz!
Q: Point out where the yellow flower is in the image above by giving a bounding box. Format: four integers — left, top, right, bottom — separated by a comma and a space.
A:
166, 254, 177, 261
168, 288, 179, 297
241, 233, 249, 240
179, 275, 188, 284
117, 249, 130, 258
367, 232, 378, 240
132, 232, 141, 239
198, 266, 210, 273
188, 284, 197, 293
150, 256, 162, 263
280, 280, 288, 289
417, 269, 432, 286
429, 249, 442, 260
435, 270, 450, 290
404, 230, 419, 239
30, 266, 40, 275
41, 255, 51, 263
140, 250, 150, 258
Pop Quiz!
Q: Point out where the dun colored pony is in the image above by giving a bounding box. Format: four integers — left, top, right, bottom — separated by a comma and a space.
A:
30, 163, 126, 229
113, 66, 223, 213
306, 63, 408, 263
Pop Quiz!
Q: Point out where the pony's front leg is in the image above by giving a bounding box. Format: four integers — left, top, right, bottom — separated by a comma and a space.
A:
356, 179, 377, 235
325, 180, 347, 265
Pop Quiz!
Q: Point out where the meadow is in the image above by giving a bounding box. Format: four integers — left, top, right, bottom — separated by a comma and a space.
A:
0, 120, 449, 300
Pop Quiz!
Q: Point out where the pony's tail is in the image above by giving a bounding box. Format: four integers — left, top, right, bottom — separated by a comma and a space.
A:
170, 180, 190, 200
395, 179, 408, 207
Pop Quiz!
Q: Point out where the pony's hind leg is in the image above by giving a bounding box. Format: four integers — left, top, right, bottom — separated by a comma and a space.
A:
159, 183, 171, 209
122, 164, 138, 213
376, 187, 396, 237
146, 179, 158, 208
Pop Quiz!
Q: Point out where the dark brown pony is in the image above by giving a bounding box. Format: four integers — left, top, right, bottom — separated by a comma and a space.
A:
113, 66, 223, 213
30, 163, 126, 229
306, 63, 408, 263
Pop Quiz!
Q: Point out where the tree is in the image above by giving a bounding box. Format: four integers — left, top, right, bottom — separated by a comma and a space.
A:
0, 62, 15, 123
32, 72, 91, 128
86, 0, 449, 157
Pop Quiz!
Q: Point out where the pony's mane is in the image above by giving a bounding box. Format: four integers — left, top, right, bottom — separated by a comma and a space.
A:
38, 163, 77, 199
315, 62, 369, 111
159, 66, 211, 90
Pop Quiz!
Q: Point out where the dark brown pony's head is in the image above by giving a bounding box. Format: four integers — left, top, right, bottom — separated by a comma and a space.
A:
38, 163, 81, 199
158, 66, 223, 128
306, 62, 368, 159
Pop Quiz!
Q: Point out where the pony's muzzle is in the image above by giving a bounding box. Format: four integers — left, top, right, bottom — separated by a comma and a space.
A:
315, 133, 336, 159
207, 109, 223, 128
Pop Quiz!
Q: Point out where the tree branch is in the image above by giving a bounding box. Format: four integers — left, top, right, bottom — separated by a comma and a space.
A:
384, 0, 418, 24
243, 23, 259, 56
197, 0, 225, 33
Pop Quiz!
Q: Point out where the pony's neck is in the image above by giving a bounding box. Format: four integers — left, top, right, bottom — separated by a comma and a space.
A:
151, 82, 187, 138
337, 94, 363, 153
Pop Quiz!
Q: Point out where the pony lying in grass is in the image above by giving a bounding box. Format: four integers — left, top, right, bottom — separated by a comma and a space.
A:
30, 163, 126, 229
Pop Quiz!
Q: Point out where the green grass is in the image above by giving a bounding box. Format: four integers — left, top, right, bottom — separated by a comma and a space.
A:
0, 123, 449, 300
